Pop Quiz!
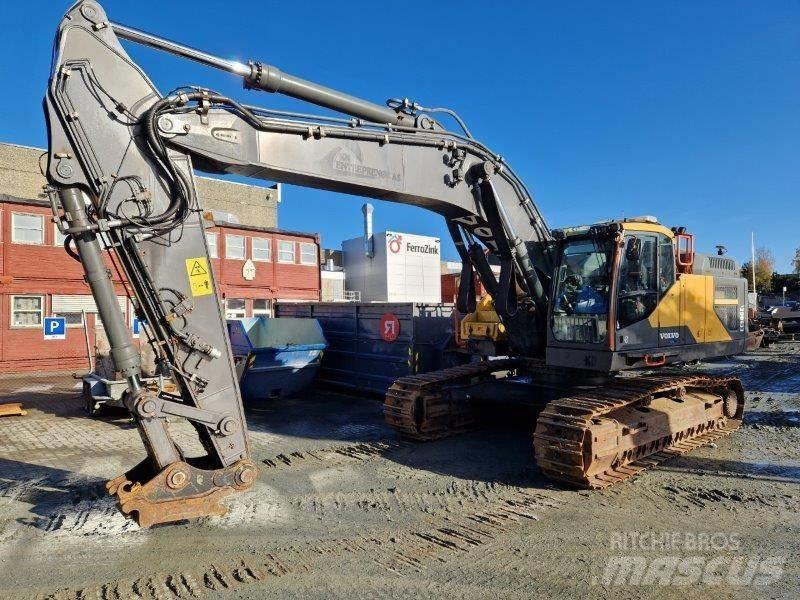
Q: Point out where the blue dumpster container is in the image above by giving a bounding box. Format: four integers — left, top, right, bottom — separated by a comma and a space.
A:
227, 317, 327, 401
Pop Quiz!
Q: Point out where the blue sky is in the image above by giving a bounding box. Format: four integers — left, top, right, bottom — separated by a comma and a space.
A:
2, 1, 797, 269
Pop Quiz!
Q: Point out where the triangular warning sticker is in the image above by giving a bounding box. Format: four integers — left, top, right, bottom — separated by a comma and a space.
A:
189, 261, 208, 276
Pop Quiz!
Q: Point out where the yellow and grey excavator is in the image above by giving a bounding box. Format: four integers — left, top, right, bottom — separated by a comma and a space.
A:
44, 1, 746, 525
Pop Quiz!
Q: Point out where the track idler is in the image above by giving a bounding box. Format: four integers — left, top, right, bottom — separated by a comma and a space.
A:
106, 458, 257, 527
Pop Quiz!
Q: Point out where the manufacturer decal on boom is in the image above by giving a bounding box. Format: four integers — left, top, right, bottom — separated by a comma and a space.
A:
659, 331, 680, 340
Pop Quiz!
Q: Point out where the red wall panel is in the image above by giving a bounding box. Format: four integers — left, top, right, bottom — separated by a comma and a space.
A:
0, 200, 321, 374
212, 226, 320, 302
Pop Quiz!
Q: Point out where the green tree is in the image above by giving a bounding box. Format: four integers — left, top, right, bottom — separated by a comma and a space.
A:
793, 247, 800, 274
772, 273, 800, 296
741, 247, 775, 292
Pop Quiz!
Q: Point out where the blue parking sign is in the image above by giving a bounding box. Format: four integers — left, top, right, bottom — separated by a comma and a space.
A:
43, 317, 67, 340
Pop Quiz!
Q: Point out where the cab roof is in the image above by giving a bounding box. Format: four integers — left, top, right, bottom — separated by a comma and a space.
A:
619, 220, 675, 238
555, 216, 675, 240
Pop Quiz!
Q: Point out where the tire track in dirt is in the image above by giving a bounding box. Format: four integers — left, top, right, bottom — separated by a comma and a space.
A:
35, 554, 295, 600
659, 483, 800, 510
30, 486, 567, 599
376, 489, 558, 574
261, 438, 564, 521
260, 439, 413, 470
285, 481, 564, 519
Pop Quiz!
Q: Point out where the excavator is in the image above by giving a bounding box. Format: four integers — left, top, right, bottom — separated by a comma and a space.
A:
43, 1, 747, 526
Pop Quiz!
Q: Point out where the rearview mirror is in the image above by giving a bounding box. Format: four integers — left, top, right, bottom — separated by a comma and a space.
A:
625, 237, 642, 262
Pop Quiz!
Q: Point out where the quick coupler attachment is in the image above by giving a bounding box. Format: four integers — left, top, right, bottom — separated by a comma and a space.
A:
106, 458, 257, 527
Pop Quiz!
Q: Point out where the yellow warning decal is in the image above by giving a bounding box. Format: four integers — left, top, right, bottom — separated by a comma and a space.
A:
185, 257, 213, 297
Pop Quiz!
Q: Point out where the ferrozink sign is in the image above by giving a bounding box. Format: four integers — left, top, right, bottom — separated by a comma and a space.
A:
386, 231, 440, 256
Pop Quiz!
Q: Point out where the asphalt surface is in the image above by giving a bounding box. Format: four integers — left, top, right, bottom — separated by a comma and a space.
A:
0, 344, 798, 599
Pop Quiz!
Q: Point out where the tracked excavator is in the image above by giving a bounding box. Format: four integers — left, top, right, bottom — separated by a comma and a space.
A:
43, 1, 747, 526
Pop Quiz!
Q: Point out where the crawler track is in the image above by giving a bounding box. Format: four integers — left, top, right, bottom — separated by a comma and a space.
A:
534, 374, 744, 488
384, 359, 522, 440
385, 363, 745, 488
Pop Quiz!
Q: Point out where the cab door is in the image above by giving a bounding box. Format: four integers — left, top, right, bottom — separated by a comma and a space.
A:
654, 235, 685, 347
615, 233, 659, 350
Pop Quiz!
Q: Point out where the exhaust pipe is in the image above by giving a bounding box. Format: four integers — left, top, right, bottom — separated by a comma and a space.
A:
362, 203, 374, 258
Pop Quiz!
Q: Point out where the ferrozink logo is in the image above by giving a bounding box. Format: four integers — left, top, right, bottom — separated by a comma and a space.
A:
386, 233, 440, 255
388, 233, 403, 254
405, 241, 439, 255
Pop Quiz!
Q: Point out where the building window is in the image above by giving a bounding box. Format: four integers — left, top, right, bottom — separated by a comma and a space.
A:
300, 243, 317, 265
54, 222, 67, 247
51, 295, 126, 329
206, 232, 218, 258
278, 240, 296, 263
12, 213, 44, 245
11, 295, 44, 327
226, 234, 245, 260
252, 238, 271, 262
253, 299, 272, 317
53, 311, 85, 327
225, 298, 246, 319
54, 224, 112, 251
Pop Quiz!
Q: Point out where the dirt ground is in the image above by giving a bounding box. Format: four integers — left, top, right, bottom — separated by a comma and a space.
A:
0, 344, 798, 599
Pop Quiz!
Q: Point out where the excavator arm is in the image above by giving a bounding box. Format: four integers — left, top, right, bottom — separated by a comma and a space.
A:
165, 96, 554, 322
43, 1, 554, 525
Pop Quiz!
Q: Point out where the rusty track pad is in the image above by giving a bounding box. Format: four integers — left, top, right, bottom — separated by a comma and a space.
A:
107, 459, 257, 527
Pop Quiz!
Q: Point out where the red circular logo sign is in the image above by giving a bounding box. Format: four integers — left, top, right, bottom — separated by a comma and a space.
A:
380, 313, 400, 342
388, 234, 403, 254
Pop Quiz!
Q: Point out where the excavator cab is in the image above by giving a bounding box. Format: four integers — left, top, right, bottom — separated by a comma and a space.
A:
546, 218, 748, 372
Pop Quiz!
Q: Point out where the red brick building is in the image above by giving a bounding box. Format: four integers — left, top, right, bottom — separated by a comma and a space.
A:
209, 221, 321, 317
0, 195, 320, 374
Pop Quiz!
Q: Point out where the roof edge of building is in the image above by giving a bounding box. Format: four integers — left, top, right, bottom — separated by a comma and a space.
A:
0, 141, 46, 154
0, 193, 49, 207
213, 220, 319, 241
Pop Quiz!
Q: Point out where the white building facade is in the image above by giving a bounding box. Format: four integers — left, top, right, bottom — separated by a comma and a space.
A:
342, 230, 441, 303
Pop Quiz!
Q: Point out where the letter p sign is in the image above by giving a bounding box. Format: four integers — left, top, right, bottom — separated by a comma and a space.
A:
43, 317, 67, 340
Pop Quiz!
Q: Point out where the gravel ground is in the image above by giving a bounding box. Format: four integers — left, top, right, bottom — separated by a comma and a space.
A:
0, 343, 798, 599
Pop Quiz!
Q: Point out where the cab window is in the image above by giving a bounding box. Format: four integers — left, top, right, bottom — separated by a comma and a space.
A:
658, 235, 675, 294
617, 233, 658, 329
551, 238, 612, 344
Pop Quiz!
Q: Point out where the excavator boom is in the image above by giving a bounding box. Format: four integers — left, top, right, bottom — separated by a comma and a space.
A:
44, 1, 554, 525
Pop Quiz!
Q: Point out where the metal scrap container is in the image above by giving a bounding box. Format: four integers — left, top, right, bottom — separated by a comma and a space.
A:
227, 317, 327, 401
275, 302, 459, 394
